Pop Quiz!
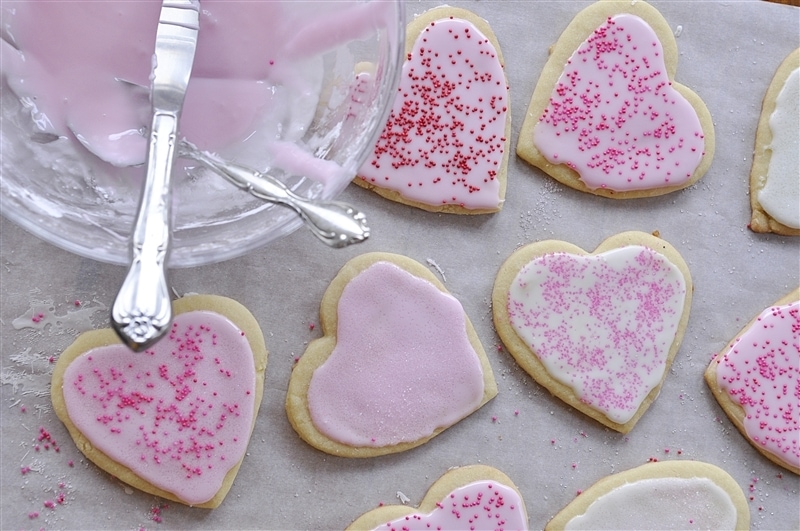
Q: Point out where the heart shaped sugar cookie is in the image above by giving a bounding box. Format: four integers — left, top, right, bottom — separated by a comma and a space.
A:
286, 252, 497, 457
346, 465, 528, 530
517, 1, 714, 198
704, 288, 800, 475
355, 6, 510, 214
493, 231, 692, 433
51, 294, 268, 508
546, 460, 749, 530
749, 48, 800, 236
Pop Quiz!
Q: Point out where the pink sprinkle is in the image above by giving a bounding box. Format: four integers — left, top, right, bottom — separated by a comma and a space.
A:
149, 502, 169, 523
28, 512, 39, 519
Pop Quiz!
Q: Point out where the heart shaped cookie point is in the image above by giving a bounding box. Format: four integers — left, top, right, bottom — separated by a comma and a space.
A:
52, 295, 268, 508
346, 465, 529, 531
493, 232, 692, 432
517, 1, 714, 198
705, 289, 800, 475
356, 7, 510, 213
286, 253, 497, 457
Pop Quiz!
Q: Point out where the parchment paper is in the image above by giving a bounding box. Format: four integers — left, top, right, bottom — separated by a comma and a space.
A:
1, 1, 798, 529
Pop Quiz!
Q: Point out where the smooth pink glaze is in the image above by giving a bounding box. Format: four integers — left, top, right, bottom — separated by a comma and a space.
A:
358, 17, 507, 209
374, 480, 528, 531
507, 246, 686, 424
1, 0, 393, 177
307, 261, 485, 447
61, 311, 257, 506
716, 300, 800, 469
2, 2, 284, 157
533, 14, 705, 191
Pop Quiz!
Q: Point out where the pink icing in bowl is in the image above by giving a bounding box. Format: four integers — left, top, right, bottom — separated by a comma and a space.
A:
0, 0, 404, 267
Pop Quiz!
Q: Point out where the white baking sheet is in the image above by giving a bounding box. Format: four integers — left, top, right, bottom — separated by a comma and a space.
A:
1, 1, 798, 529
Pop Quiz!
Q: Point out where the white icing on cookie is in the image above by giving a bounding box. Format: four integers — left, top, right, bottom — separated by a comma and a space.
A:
759, 67, 800, 229
507, 246, 686, 424
564, 477, 737, 530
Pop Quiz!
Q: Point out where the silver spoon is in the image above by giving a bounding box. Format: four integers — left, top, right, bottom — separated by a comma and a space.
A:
111, 0, 199, 351
178, 140, 370, 248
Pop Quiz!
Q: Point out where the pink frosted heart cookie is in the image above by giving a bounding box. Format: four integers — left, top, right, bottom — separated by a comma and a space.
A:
546, 460, 749, 530
492, 231, 692, 433
51, 295, 268, 508
286, 253, 497, 457
517, 1, 714, 198
749, 48, 800, 236
346, 465, 528, 530
704, 288, 800, 475
355, 6, 510, 214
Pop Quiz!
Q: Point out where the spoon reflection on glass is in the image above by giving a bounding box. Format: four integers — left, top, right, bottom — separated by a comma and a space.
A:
59, 127, 370, 249
60, 74, 371, 248
177, 140, 370, 248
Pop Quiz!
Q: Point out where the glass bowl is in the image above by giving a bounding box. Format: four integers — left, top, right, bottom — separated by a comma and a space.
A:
0, 0, 404, 267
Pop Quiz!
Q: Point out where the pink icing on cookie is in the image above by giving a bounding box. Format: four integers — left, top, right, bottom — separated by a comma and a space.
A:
533, 14, 705, 191
373, 480, 527, 531
358, 16, 507, 209
61, 311, 256, 505
715, 300, 800, 469
307, 261, 485, 446
507, 246, 686, 423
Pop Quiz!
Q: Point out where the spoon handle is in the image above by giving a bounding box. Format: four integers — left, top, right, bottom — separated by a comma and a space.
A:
181, 144, 370, 248
111, 113, 177, 351
111, 0, 198, 351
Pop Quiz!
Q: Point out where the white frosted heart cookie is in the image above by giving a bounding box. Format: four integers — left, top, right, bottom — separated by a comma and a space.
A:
492, 231, 692, 433
704, 288, 800, 475
546, 460, 749, 530
517, 1, 714, 198
749, 48, 800, 235
355, 6, 510, 213
346, 465, 529, 530
51, 294, 268, 508
286, 252, 497, 457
